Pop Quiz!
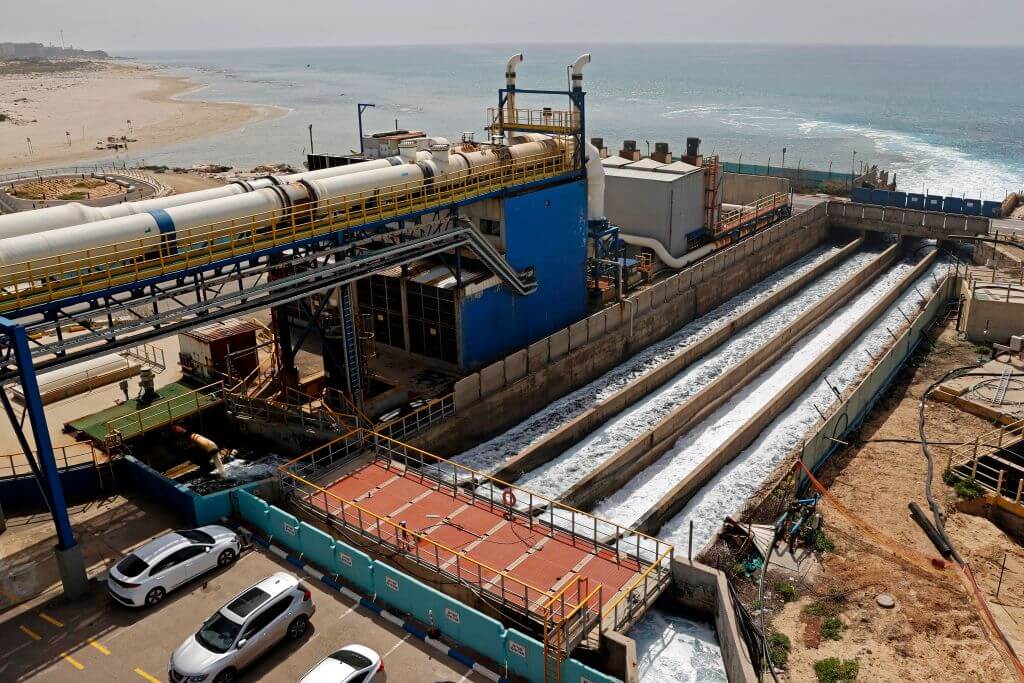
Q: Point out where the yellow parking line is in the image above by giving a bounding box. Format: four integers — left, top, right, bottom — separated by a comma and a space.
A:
19, 625, 42, 641
87, 637, 110, 655
134, 667, 161, 683
39, 612, 64, 627
60, 652, 84, 671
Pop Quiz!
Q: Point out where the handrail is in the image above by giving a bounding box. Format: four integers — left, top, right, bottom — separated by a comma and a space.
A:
278, 428, 674, 623
104, 381, 224, 438
601, 544, 674, 629
718, 191, 790, 230
281, 463, 552, 610
0, 150, 571, 313
0, 440, 101, 479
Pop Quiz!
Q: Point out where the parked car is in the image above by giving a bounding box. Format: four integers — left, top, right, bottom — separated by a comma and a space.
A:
299, 645, 383, 683
107, 525, 241, 607
170, 571, 316, 683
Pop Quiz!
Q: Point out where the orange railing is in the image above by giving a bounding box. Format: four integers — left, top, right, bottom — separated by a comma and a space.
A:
718, 192, 790, 233
277, 428, 674, 626
0, 440, 103, 479
0, 150, 571, 314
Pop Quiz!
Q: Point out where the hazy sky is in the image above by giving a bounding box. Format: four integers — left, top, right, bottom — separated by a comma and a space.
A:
5, 0, 1024, 52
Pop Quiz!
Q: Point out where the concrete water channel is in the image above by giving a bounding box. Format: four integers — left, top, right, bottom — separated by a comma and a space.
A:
444, 230, 946, 680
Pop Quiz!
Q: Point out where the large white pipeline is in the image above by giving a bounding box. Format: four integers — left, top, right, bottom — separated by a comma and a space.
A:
0, 156, 411, 240
0, 138, 559, 278
620, 233, 715, 269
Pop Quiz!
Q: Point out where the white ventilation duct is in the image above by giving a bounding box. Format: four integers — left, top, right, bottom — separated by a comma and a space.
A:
585, 141, 606, 222
620, 233, 714, 269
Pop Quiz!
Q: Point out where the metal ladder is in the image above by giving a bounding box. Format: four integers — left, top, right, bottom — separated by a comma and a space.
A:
994, 367, 1013, 406
339, 286, 363, 405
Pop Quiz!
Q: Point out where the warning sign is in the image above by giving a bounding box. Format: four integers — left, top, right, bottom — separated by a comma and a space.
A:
509, 641, 527, 657
338, 552, 352, 567
445, 608, 460, 624
385, 576, 399, 592
282, 523, 297, 536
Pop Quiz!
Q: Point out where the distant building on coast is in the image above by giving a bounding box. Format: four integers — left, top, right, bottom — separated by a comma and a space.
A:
0, 42, 108, 59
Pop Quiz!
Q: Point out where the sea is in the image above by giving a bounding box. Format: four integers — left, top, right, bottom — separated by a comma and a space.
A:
123, 43, 1024, 199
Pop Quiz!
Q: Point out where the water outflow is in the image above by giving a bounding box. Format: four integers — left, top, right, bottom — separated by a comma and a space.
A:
659, 256, 948, 553
631, 609, 727, 683
593, 257, 917, 525
453, 244, 845, 473
514, 249, 878, 501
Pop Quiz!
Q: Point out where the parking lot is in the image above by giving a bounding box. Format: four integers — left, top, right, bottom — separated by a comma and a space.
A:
0, 538, 493, 682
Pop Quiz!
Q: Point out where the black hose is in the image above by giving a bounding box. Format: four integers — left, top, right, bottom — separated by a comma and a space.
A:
917, 363, 984, 566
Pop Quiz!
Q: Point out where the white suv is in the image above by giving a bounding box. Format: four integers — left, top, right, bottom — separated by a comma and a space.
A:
170, 572, 316, 683
107, 525, 241, 607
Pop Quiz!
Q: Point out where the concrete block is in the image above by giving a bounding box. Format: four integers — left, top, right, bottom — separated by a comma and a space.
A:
664, 274, 679, 297
924, 212, 946, 229
677, 270, 692, 291
527, 339, 549, 372
648, 282, 664, 308
569, 320, 588, 351
690, 264, 705, 287
587, 312, 606, 340
453, 373, 481, 410
604, 305, 622, 331
549, 328, 569, 360
479, 361, 505, 396
636, 289, 652, 314
862, 205, 885, 222
504, 349, 527, 384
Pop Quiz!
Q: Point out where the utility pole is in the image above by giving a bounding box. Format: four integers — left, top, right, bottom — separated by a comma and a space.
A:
357, 103, 375, 155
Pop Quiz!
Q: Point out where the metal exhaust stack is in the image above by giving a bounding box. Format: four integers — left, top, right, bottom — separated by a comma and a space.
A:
505, 53, 524, 144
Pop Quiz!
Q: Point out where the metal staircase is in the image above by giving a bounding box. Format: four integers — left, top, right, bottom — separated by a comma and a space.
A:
338, 286, 363, 405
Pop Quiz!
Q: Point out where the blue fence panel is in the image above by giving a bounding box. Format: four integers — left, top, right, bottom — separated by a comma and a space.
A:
925, 195, 944, 211
299, 522, 335, 570
236, 490, 270, 535
983, 201, 1003, 218
888, 191, 907, 208
267, 506, 302, 552
561, 657, 621, 683
963, 198, 982, 216
942, 196, 964, 214
333, 541, 375, 594
122, 456, 198, 524
505, 629, 546, 682
852, 187, 872, 204
434, 592, 507, 667
372, 562, 438, 623
870, 189, 890, 206
906, 193, 925, 210
194, 490, 233, 526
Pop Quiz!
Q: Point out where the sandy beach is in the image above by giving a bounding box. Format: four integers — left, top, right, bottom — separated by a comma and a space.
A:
0, 60, 286, 172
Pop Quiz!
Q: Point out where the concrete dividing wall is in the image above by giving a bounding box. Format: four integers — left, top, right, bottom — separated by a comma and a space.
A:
563, 239, 895, 510
635, 248, 940, 535
721, 172, 792, 206
494, 235, 863, 483
669, 559, 758, 683
797, 272, 955, 476
420, 205, 831, 457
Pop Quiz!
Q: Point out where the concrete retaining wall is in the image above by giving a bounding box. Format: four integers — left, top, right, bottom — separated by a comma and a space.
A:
721, 172, 792, 206
669, 558, 758, 683
635, 248, 939, 535
563, 238, 894, 510
417, 205, 832, 457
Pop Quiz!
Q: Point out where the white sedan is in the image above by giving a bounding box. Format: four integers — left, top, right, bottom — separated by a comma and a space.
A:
299, 645, 383, 683
108, 525, 241, 607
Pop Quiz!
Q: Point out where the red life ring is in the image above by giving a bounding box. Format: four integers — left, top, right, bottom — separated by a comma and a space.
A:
502, 487, 517, 509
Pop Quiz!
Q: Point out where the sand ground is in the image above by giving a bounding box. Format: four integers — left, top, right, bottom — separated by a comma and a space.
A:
768, 322, 1022, 681
0, 60, 286, 172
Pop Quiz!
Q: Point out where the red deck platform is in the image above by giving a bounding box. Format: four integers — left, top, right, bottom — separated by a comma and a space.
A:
309, 458, 644, 615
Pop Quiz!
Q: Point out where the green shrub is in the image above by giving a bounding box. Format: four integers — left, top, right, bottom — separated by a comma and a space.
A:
58, 191, 88, 200
814, 657, 859, 682
773, 579, 797, 601
954, 477, 985, 500
811, 529, 836, 552
769, 631, 791, 669
942, 467, 959, 486
821, 617, 844, 641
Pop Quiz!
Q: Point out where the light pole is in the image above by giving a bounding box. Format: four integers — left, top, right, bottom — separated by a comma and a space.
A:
781, 146, 787, 169
851, 150, 857, 190
357, 103, 376, 155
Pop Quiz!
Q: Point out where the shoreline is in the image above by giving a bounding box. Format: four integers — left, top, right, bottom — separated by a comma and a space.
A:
0, 60, 288, 173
